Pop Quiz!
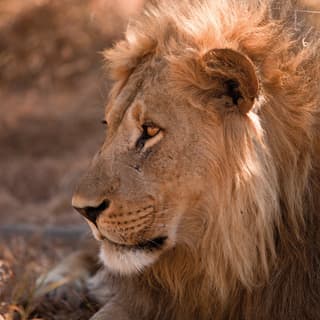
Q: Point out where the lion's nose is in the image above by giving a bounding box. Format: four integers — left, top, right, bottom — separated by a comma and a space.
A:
73, 199, 110, 224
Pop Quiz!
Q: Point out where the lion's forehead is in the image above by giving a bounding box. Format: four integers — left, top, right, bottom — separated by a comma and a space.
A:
105, 62, 173, 131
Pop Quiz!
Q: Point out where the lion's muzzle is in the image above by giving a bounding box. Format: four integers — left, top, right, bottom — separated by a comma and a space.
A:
72, 193, 167, 250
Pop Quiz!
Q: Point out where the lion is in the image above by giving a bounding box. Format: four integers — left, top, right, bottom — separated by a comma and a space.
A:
39, 0, 320, 319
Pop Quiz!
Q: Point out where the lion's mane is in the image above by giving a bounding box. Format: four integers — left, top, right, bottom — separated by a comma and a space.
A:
99, 1, 320, 318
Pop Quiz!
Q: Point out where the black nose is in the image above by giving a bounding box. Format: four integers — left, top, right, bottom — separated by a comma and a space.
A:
73, 199, 110, 225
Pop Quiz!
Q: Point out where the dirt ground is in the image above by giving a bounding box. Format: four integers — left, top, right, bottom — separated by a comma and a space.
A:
0, 1, 319, 319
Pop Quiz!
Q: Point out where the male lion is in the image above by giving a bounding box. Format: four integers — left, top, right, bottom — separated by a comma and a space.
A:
41, 0, 320, 319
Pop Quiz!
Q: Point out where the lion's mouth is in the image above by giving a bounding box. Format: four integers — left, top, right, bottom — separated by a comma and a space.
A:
102, 235, 168, 251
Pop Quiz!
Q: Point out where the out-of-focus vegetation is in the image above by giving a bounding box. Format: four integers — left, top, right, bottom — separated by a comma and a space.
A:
0, 0, 143, 228
297, 0, 320, 28
0, 0, 145, 89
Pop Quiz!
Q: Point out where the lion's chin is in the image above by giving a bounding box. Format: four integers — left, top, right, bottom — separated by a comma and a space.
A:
99, 236, 170, 274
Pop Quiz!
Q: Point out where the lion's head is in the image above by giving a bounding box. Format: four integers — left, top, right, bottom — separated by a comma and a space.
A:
72, 0, 319, 301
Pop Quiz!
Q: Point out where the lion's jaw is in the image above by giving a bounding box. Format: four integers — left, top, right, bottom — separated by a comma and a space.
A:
98, 211, 182, 274
72, 184, 192, 274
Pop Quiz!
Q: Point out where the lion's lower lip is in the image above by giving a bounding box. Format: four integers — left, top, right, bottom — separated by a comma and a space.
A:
103, 236, 168, 251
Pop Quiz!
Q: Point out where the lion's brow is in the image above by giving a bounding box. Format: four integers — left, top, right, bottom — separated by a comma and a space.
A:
106, 78, 144, 132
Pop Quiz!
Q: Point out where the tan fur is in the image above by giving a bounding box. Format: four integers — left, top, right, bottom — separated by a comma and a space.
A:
67, 1, 320, 319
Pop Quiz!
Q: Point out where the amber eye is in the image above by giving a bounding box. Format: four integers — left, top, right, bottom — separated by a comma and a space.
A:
136, 123, 161, 149
146, 125, 160, 138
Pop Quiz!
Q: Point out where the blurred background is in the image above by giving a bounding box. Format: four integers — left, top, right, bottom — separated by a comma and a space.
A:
0, 0, 319, 319
0, 0, 144, 229
0, 1, 145, 319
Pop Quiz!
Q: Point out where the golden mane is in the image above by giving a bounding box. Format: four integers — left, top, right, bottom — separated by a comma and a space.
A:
98, 0, 320, 318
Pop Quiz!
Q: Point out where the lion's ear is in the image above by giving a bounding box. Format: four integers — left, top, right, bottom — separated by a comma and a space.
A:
202, 48, 259, 114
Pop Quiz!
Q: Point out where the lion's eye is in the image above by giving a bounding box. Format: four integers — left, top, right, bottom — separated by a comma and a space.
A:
136, 123, 161, 149
145, 125, 160, 138
101, 120, 108, 126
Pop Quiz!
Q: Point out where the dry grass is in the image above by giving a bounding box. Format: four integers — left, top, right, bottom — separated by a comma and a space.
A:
0, 236, 98, 320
